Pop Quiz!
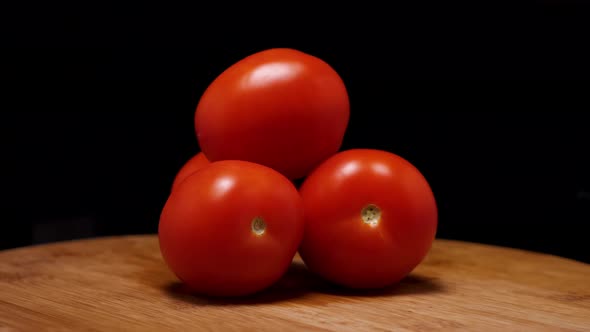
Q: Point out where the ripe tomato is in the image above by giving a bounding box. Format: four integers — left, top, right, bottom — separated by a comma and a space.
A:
194, 48, 350, 180
159, 160, 305, 297
170, 152, 210, 191
298, 149, 438, 289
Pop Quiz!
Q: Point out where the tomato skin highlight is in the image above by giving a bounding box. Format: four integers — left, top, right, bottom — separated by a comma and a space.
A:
194, 48, 350, 180
298, 149, 438, 289
170, 152, 210, 191
159, 160, 305, 297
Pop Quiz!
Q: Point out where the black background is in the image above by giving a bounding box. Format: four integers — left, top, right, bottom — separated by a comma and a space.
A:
1, 2, 589, 262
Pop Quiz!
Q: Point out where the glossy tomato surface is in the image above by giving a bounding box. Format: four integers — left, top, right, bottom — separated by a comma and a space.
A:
298, 149, 438, 289
159, 160, 304, 297
170, 152, 210, 191
194, 48, 350, 180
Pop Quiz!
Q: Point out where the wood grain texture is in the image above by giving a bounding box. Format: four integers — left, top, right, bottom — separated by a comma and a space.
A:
0, 235, 588, 332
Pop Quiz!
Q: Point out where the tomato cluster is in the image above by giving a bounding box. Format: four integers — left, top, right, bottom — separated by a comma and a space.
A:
159, 48, 438, 297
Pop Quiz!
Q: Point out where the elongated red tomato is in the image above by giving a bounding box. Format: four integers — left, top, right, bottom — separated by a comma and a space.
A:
159, 160, 304, 297
170, 152, 210, 191
195, 48, 350, 180
298, 149, 438, 289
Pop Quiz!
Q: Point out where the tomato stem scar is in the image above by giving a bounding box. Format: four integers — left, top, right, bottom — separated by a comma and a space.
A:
251, 216, 266, 236
361, 204, 381, 227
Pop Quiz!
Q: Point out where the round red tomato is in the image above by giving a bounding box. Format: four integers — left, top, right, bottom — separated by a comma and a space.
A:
170, 152, 210, 191
194, 48, 350, 180
159, 160, 304, 297
298, 149, 438, 289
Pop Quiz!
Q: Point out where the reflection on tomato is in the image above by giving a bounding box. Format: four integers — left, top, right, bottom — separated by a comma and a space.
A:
159, 160, 305, 296
171, 152, 210, 191
298, 149, 438, 289
195, 48, 350, 180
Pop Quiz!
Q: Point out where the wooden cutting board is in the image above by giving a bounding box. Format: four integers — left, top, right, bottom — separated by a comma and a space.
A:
0, 235, 588, 331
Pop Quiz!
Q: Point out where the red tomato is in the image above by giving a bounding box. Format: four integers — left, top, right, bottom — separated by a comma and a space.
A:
159, 160, 305, 297
194, 48, 350, 180
171, 152, 210, 191
298, 149, 438, 289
